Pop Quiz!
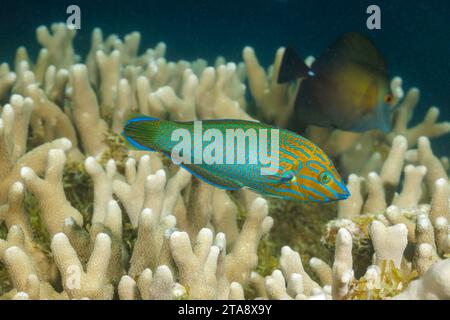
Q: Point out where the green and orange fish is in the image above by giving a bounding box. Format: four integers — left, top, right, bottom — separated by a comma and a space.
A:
278, 32, 394, 132
123, 116, 349, 202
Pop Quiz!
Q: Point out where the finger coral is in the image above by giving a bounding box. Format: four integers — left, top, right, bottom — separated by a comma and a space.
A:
0, 22, 448, 300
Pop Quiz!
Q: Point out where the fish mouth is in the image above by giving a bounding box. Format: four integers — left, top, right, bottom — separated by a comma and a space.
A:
334, 180, 350, 200
338, 191, 351, 199
336, 185, 351, 199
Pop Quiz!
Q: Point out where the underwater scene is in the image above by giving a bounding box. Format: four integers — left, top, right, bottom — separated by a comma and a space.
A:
0, 0, 449, 302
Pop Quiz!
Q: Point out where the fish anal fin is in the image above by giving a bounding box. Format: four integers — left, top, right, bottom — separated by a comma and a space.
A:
180, 163, 242, 191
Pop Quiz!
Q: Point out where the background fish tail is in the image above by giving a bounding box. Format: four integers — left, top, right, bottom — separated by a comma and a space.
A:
277, 47, 310, 83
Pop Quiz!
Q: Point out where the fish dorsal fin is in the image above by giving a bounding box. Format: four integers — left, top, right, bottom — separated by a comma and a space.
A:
312, 32, 387, 76
277, 47, 310, 84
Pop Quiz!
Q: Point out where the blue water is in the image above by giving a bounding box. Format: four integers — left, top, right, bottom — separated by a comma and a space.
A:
0, 0, 449, 153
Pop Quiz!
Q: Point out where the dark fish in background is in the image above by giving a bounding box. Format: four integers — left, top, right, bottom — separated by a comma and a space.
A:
278, 32, 395, 132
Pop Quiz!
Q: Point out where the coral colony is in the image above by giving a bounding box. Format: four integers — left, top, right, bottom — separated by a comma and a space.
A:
0, 23, 448, 300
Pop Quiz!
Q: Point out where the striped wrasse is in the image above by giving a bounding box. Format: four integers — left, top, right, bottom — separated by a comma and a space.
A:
122, 115, 350, 202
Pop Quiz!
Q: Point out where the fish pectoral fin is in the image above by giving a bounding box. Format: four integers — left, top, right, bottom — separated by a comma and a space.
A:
277, 47, 311, 84
267, 169, 296, 184
280, 173, 295, 183
280, 168, 297, 183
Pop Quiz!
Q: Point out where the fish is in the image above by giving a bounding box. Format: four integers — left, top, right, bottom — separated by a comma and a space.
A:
122, 115, 350, 202
278, 32, 394, 132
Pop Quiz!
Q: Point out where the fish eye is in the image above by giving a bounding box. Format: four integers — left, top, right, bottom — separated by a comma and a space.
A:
319, 171, 331, 184
384, 94, 393, 104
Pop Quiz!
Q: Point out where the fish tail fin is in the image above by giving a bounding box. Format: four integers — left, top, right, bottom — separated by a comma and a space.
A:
277, 47, 310, 84
122, 114, 162, 151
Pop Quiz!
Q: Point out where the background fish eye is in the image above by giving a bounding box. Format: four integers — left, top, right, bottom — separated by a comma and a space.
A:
384, 94, 393, 104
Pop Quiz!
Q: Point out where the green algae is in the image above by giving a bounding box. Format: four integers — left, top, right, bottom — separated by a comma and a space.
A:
99, 131, 129, 174
63, 161, 94, 226
267, 198, 337, 276
322, 214, 376, 277
345, 260, 418, 300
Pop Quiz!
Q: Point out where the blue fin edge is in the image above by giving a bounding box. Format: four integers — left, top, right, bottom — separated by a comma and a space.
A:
123, 135, 156, 152
125, 116, 160, 126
